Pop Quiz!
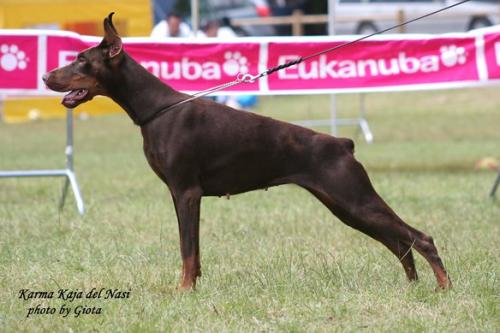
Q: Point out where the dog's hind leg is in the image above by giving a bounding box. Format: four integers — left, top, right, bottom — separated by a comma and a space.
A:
170, 186, 203, 290
303, 154, 450, 289
306, 187, 418, 282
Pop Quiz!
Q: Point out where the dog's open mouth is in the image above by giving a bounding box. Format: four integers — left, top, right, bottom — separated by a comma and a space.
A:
62, 89, 88, 108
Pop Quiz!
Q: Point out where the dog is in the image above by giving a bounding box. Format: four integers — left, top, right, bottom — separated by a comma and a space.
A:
43, 13, 450, 290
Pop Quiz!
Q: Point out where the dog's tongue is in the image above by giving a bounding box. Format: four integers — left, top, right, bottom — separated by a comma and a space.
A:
62, 89, 88, 108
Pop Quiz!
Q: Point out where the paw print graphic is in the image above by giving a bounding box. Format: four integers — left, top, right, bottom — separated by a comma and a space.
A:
440, 45, 466, 67
222, 51, 249, 76
0, 44, 28, 72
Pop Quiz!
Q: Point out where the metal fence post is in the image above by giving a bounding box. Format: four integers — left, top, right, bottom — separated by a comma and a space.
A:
358, 94, 374, 143
490, 171, 500, 198
59, 108, 85, 214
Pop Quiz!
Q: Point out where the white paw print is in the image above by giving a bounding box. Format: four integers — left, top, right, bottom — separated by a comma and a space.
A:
222, 51, 249, 76
440, 45, 466, 67
0, 44, 28, 72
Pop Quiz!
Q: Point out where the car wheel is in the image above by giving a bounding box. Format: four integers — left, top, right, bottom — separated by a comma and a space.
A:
356, 22, 378, 35
468, 17, 492, 30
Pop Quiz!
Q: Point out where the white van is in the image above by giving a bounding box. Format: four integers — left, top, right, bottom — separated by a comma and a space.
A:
334, 0, 500, 34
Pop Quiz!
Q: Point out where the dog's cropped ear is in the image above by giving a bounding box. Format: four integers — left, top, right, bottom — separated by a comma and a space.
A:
100, 12, 122, 59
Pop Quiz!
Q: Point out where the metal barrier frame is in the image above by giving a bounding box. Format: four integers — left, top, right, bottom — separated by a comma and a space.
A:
293, 94, 373, 143
0, 109, 85, 215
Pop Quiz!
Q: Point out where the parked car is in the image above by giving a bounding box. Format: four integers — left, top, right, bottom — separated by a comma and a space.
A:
270, 0, 500, 35
334, 0, 500, 35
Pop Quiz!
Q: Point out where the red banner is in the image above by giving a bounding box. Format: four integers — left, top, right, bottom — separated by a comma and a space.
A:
0, 35, 38, 90
1, 27, 499, 96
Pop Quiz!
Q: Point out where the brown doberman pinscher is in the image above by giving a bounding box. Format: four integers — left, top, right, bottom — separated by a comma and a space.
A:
43, 13, 451, 290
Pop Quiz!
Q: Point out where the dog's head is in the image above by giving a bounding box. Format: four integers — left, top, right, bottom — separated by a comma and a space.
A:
43, 13, 123, 108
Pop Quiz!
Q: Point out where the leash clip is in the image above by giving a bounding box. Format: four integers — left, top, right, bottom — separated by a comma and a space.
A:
237, 73, 258, 83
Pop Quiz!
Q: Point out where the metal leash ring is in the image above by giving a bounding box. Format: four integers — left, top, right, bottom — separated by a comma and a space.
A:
237, 73, 259, 83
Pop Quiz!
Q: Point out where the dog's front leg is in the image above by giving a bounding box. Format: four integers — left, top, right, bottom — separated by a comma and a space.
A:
171, 187, 203, 290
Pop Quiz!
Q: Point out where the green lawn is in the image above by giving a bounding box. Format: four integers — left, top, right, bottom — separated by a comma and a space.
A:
0, 88, 499, 332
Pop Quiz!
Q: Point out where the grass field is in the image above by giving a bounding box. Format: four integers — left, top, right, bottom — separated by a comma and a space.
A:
0, 88, 499, 332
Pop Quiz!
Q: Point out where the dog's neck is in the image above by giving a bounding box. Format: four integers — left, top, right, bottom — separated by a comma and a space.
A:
104, 53, 187, 126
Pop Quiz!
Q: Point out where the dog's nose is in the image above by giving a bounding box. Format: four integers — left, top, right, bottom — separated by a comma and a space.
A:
42, 73, 49, 83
